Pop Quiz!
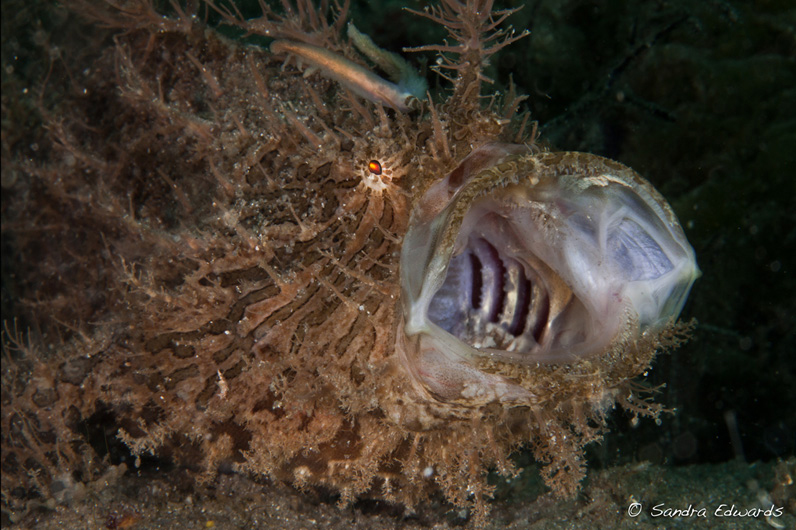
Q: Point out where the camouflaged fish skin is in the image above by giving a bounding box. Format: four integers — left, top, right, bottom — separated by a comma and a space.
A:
1, 1, 696, 523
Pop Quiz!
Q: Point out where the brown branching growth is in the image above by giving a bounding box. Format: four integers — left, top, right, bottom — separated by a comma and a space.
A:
209, 0, 350, 49
67, 0, 198, 33
405, 0, 529, 106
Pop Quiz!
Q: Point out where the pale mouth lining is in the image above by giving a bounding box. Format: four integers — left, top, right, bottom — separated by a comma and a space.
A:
429, 236, 542, 348
402, 153, 700, 370
420, 179, 696, 364
425, 220, 589, 359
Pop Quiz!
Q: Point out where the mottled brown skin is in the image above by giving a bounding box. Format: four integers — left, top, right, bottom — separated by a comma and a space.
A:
1, 1, 687, 524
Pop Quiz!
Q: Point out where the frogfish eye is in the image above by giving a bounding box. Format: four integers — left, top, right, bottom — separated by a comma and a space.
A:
396, 143, 699, 407
368, 160, 383, 175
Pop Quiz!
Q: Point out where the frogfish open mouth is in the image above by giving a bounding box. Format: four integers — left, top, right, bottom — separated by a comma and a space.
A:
396, 145, 699, 410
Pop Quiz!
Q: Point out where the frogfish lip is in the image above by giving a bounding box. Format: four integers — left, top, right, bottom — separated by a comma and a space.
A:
397, 143, 699, 406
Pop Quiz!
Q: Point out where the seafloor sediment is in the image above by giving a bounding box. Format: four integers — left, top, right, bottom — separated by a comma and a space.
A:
6, 458, 794, 529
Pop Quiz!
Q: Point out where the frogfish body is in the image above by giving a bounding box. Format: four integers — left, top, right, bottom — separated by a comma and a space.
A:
1, 1, 698, 524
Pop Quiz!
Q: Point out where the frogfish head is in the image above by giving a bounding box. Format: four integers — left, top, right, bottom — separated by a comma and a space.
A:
394, 143, 699, 413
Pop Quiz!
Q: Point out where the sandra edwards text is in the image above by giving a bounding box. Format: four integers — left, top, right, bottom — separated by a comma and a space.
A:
650, 503, 784, 518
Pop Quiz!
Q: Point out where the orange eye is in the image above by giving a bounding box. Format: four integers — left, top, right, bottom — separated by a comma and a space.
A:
367, 160, 382, 175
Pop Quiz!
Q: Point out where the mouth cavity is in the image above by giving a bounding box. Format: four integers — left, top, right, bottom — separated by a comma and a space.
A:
397, 148, 699, 406
423, 196, 602, 364
427, 234, 553, 352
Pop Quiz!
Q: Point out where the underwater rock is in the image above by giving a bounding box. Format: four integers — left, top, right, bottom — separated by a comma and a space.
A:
1, 0, 697, 524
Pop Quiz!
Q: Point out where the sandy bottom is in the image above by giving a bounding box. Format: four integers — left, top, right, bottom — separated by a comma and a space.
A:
4, 458, 793, 529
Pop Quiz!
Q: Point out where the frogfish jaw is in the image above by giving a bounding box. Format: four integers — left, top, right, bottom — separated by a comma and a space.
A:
394, 144, 700, 415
